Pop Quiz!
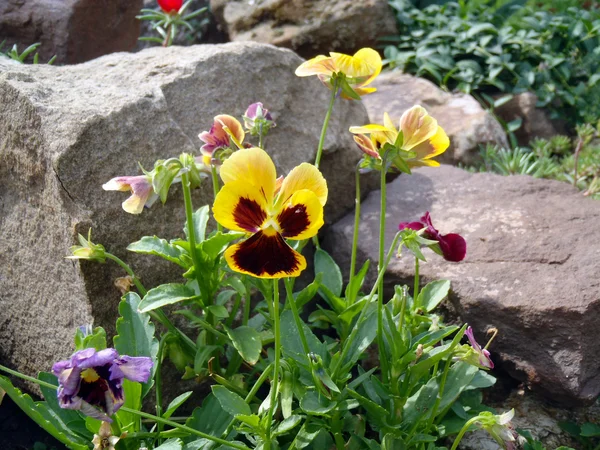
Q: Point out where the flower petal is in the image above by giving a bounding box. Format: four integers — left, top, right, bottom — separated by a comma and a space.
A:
330, 48, 381, 83
277, 163, 328, 207
408, 126, 449, 167
295, 55, 336, 77
216, 114, 245, 149
213, 181, 269, 233
224, 230, 306, 278
219, 147, 277, 204
349, 123, 390, 134
76, 348, 119, 370
111, 356, 153, 383
438, 232, 467, 262
399, 105, 438, 150
277, 189, 324, 240
353, 134, 380, 159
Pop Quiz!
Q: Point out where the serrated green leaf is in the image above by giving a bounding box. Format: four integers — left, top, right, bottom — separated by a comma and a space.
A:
127, 236, 188, 267
225, 326, 262, 365
138, 283, 199, 313
114, 292, 159, 397
212, 385, 251, 416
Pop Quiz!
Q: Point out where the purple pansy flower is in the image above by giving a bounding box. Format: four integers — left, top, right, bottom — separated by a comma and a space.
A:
52, 348, 153, 422
465, 326, 494, 369
243, 102, 275, 128
198, 115, 245, 159
398, 211, 466, 262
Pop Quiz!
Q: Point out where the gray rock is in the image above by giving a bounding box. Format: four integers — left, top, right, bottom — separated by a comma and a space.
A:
209, 0, 398, 58
0, 42, 371, 391
494, 92, 567, 146
362, 72, 509, 166
324, 165, 600, 406
0, 0, 142, 64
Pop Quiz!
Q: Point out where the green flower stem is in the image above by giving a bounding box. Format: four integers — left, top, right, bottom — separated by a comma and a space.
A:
265, 279, 281, 447
105, 253, 146, 296
211, 165, 223, 232
104, 252, 196, 356
258, 123, 265, 149
155, 333, 170, 442
425, 358, 453, 431
377, 163, 390, 384
348, 164, 362, 294
243, 276, 251, 326
314, 78, 339, 169
284, 278, 311, 360
120, 407, 251, 450
413, 257, 420, 309
0, 365, 251, 450
332, 231, 401, 380
450, 416, 480, 450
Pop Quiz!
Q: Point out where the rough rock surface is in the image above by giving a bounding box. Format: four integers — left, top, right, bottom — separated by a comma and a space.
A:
495, 92, 566, 146
209, 0, 398, 58
0, 42, 371, 391
324, 165, 600, 406
362, 72, 509, 166
0, 0, 142, 64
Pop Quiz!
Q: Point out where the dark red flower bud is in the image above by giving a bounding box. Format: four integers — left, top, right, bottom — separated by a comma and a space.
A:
157, 0, 183, 13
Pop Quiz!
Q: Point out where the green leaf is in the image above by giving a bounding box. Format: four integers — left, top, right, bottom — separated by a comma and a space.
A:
115, 379, 141, 432
294, 274, 322, 310
417, 280, 451, 312
163, 391, 193, 419
273, 415, 303, 436
280, 310, 327, 365
186, 393, 233, 436
194, 345, 221, 374
467, 369, 496, 390
347, 388, 389, 430
438, 362, 479, 414
338, 76, 362, 100
138, 283, 199, 313
402, 377, 439, 428
212, 385, 251, 416
74, 326, 107, 351
300, 391, 336, 415
580, 422, 600, 437
345, 260, 370, 303
127, 236, 187, 267
199, 231, 244, 259
314, 249, 343, 297
0, 375, 89, 450
154, 438, 183, 450
225, 326, 262, 365
207, 304, 229, 318
185, 205, 210, 242
153, 163, 181, 204
113, 292, 159, 398
340, 303, 377, 369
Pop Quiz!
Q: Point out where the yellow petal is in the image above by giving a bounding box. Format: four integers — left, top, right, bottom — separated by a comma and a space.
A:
399, 105, 438, 150
276, 163, 328, 207
330, 48, 382, 82
408, 126, 450, 167
216, 114, 245, 149
353, 134, 380, 159
213, 181, 268, 233
276, 189, 324, 240
224, 231, 307, 278
295, 55, 336, 77
219, 147, 277, 205
349, 123, 390, 134
122, 194, 146, 215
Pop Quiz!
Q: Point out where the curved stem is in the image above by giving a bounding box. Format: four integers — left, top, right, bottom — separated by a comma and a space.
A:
332, 231, 401, 380
450, 416, 480, 450
155, 333, 170, 443
378, 165, 389, 384
348, 164, 362, 289
314, 78, 339, 169
425, 358, 452, 430
284, 278, 310, 361
413, 258, 420, 309
265, 280, 281, 446
105, 253, 147, 296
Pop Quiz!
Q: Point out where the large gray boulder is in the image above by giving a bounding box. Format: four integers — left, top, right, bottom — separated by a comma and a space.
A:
0, 42, 370, 390
0, 0, 142, 64
324, 165, 600, 406
362, 72, 509, 166
209, 0, 398, 58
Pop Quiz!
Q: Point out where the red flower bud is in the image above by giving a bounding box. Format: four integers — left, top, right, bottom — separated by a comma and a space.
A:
157, 0, 183, 13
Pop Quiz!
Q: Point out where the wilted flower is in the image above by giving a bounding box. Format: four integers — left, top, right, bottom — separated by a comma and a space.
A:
102, 175, 158, 215
398, 211, 466, 262
295, 48, 382, 98
349, 107, 449, 171
157, 0, 182, 13
92, 422, 120, 450
66, 229, 106, 263
243, 102, 276, 136
475, 410, 517, 450
198, 115, 245, 164
213, 147, 327, 278
52, 348, 153, 422
455, 326, 494, 369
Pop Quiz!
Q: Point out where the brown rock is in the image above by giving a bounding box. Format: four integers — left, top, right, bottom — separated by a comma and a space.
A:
0, 0, 142, 64
209, 0, 398, 58
362, 72, 509, 166
325, 165, 600, 406
0, 42, 371, 393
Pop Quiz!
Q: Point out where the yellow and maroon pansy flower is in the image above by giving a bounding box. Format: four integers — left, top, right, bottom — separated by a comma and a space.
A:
213, 148, 327, 278
295, 48, 382, 98
349, 106, 450, 168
